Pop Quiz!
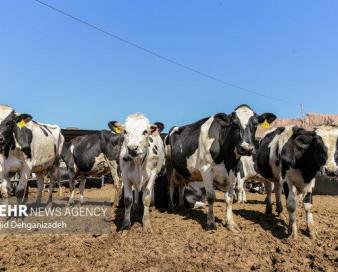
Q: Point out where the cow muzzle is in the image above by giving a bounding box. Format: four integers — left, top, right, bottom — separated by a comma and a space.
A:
127, 145, 141, 157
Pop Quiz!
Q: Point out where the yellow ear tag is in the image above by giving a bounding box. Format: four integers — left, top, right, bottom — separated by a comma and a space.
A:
113, 126, 122, 134
17, 120, 26, 128
261, 119, 270, 129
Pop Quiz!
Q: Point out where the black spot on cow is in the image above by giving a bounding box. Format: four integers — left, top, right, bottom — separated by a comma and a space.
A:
152, 147, 158, 155
168, 117, 208, 178
303, 192, 312, 204
62, 131, 124, 174
0, 110, 16, 158
148, 137, 153, 143
281, 127, 327, 183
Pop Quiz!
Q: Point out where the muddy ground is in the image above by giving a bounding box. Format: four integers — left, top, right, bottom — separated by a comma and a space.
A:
0, 184, 337, 271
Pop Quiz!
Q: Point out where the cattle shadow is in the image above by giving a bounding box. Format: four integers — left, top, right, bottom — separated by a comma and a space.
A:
233, 209, 288, 239
245, 199, 265, 205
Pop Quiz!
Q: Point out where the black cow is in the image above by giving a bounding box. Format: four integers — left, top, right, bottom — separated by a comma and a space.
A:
61, 122, 124, 207
256, 125, 337, 238
165, 104, 276, 231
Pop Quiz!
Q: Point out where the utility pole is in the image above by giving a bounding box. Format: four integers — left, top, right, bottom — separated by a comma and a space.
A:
300, 104, 305, 126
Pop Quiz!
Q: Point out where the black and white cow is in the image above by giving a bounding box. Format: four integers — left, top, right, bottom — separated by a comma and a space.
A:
256, 125, 337, 238
0, 105, 64, 205
165, 105, 276, 231
61, 122, 124, 207
115, 113, 165, 233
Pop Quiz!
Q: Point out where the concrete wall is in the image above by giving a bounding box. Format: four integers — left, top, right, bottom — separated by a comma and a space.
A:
314, 175, 338, 195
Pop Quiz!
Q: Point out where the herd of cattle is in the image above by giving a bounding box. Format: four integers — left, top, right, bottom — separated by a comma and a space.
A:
0, 104, 338, 238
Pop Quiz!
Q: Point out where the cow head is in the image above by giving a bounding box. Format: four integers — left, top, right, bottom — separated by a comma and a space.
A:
315, 126, 338, 176
232, 105, 276, 156
0, 105, 33, 157
109, 113, 164, 159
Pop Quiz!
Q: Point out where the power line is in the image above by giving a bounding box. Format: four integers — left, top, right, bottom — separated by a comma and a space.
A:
32, 0, 297, 105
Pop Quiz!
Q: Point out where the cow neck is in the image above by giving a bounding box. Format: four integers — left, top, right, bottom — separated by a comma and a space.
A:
2, 128, 16, 159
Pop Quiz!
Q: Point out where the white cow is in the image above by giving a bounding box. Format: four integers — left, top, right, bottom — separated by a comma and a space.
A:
0, 105, 64, 205
114, 114, 165, 233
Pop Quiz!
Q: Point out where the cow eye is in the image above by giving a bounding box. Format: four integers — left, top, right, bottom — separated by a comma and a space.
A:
143, 130, 148, 135
252, 118, 259, 126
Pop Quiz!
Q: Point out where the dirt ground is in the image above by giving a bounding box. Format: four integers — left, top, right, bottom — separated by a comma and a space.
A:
0, 184, 337, 272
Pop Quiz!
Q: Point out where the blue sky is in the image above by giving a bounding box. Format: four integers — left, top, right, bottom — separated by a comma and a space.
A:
1, 0, 338, 131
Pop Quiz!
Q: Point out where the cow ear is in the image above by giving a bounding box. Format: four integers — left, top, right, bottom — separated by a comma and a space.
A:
214, 113, 231, 127
258, 113, 277, 124
294, 134, 313, 150
150, 122, 164, 136
153, 122, 164, 133
108, 121, 124, 134
16, 114, 32, 128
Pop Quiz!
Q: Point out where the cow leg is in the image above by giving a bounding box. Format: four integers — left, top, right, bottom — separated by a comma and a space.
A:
142, 172, 157, 233
264, 180, 272, 215
303, 191, 314, 237
287, 185, 298, 239
133, 188, 141, 215
121, 180, 133, 231
35, 173, 44, 205
236, 173, 244, 204
242, 186, 247, 203
47, 166, 59, 206
225, 173, 240, 232
47, 179, 55, 206
16, 167, 31, 204
168, 174, 175, 209
1, 177, 9, 206
178, 185, 185, 208
110, 162, 121, 209
68, 179, 76, 206
275, 181, 283, 215
201, 166, 216, 230
303, 179, 315, 238
79, 177, 86, 205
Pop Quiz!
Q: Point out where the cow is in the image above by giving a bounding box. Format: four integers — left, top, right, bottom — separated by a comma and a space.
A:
256, 125, 337, 238
114, 113, 165, 233
0, 105, 64, 205
61, 122, 124, 207
165, 104, 276, 231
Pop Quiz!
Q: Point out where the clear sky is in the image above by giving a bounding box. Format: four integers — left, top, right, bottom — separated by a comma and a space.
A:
1, 0, 338, 131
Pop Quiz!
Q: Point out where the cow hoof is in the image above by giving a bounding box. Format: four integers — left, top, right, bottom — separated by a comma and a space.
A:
143, 223, 154, 233
120, 229, 130, 237
276, 203, 283, 215
68, 200, 75, 206
265, 206, 273, 215
288, 227, 298, 239
205, 222, 217, 231
227, 223, 240, 233
307, 227, 316, 239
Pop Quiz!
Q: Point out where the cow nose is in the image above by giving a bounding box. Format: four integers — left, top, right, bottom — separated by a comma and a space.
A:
127, 145, 138, 156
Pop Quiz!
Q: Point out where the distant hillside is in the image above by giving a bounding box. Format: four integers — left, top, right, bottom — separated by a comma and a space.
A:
256, 113, 338, 138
